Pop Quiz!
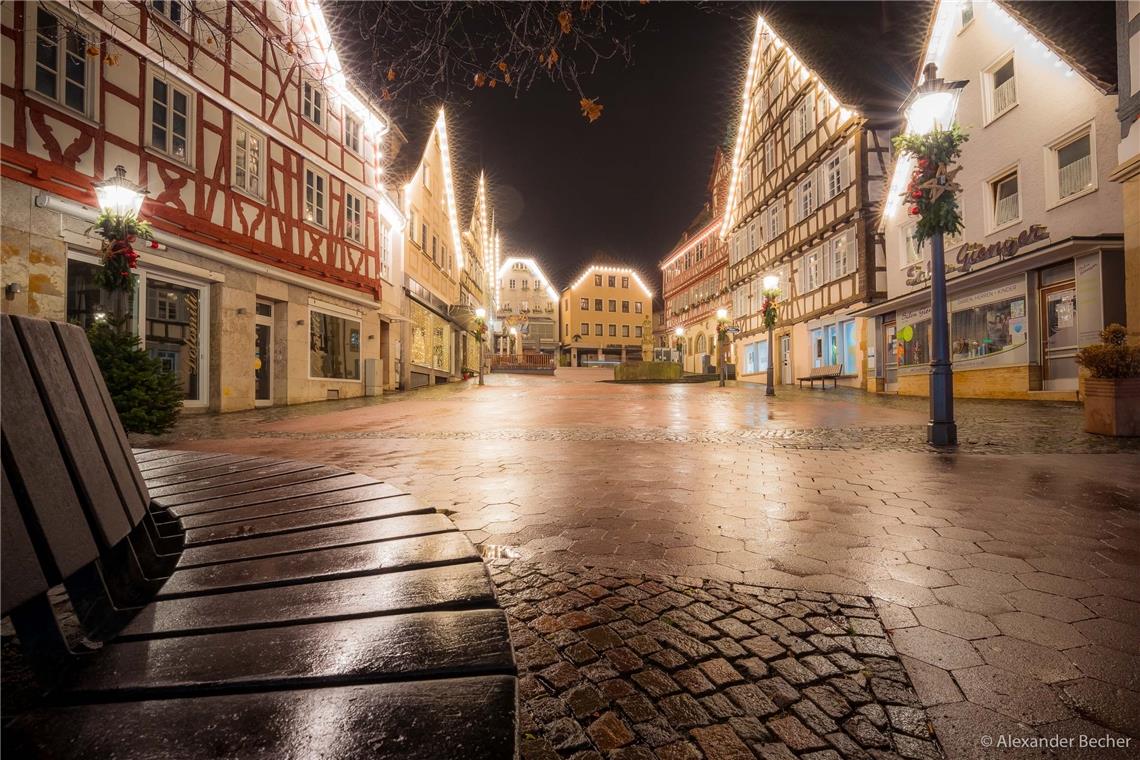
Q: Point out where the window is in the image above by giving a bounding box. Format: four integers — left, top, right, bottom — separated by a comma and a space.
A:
431, 235, 439, 266
344, 191, 363, 243
33, 8, 90, 115
985, 55, 1017, 122
581, 323, 589, 335
594, 274, 602, 286
150, 76, 191, 161
302, 80, 324, 126
824, 148, 848, 200
509, 279, 516, 289
580, 297, 589, 310
960, 0, 974, 27
344, 114, 362, 154
150, 1, 187, 29
829, 228, 854, 279
594, 298, 603, 311
380, 221, 392, 280
1048, 127, 1095, 205
622, 325, 630, 338
764, 202, 785, 240
902, 222, 924, 265
609, 324, 617, 337
622, 276, 629, 288
635, 302, 643, 314
899, 318, 932, 367
408, 210, 417, 243
951, 295, 1026, 360
145, 277, 205, 400
595, 323, 602, 335
608, 276, 616, 287
636, 326, 643, 338
796, 174, 816, 222
304, 168, 326, 226
422, 164, 430, 190
764, 138, 776, 176
989, 170, 1020, 230
841, 320, 857, 375
420, 223, 427, 249
607, 299, 616, 312
311, 310, 361, 380
621, 301, 629, 313
232, 123, 263, 196
791, 96, 816, 144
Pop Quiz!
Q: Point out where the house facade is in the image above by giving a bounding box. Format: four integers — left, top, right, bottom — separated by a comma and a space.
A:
1114, 0, 1140, 343
661, 149, 731, 375
861, 0, 1124, 400
495, 256, 559, 355
0, 0, 402, 411
722, 11, 910, 390
560, 264, 654, 365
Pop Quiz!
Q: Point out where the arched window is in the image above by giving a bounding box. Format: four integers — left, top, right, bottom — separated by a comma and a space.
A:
696, 334, 708, 354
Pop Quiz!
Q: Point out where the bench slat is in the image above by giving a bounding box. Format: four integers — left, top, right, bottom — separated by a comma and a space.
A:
177, 513, 454, 568
117, 561, 496, 639
66, 609, 512, 696
144, 458, 306, 492
174, 483, 405, 527
150, 465, 347, 507
1, 466, 51, 616
183, 495, 433, 546
158, 473, 381, 516
1, 319, 98, 580
5, 675, 517, 760
139, 453, 253, 477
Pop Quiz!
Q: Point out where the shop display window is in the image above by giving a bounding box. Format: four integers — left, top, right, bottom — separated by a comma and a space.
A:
899, 319, 932, 367
950, 296, 1025, 360
310, 310, 361, 380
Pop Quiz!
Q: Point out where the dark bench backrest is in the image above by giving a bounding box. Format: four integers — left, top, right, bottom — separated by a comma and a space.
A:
1, 314, 150, 617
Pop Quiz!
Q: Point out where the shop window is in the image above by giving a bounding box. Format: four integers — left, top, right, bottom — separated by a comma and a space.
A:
811, 328, 824, 367
984, 54, 1017, 123
67, 257, 129, 329
150, 75, 191, 162
1047, 126, 1095, 206
233, 122, 264, 197
302, 79, 324, 127
988, 169, 1020, 231
842, 320, 857, 375
145, 277, 205, 400
33, 7, 91, 116
304, 168, 327, 226
310, 310, 361, 380
899, 319, 932, 366
951, 295, 1026, 360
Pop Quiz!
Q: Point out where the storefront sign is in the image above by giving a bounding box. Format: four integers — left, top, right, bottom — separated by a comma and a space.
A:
950, 281, 1024, 311
905, 225, 1050, 286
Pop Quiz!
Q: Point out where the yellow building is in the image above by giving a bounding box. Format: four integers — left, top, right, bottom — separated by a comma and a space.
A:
560, 264, 654, 365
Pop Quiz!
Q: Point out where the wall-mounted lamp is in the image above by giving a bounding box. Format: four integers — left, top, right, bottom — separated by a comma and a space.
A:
236, 307, 248, 315
5, 283, 24, 299
296, 319, 305, 326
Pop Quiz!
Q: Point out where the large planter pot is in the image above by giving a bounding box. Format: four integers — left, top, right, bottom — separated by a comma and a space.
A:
1083, 377, 1140, 436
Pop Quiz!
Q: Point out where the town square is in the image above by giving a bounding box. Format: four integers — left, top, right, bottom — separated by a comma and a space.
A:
1, 1, 1138, 758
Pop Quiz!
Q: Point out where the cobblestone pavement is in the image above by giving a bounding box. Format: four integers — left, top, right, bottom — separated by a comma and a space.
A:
496, 562, 941, 760
150, 373, 1140, 757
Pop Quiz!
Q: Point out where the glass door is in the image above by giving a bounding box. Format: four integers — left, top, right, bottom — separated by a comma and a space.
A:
780, 335, 792, 385
254, 301, 273, 405
883, 321, 898, 390
1041, 284, 1078, 391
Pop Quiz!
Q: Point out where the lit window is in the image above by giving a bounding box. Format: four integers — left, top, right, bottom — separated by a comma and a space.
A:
608, 275, 616, 287
902, 222, 924, 265
344, 114, 362, 154
233, 123, 263, 196
635, 326, 643, 338
150, 76, 191, 161
594, 274, 602, 286
635, 302, 643, 314
797, 175, 815, 221
580, 297, 589, 310
33, 8, 90, 115
581, 323, 589, 335
510, 279, 516, 289
1050, 129, 1094, 204
803, 247, 824, 291
595, 323, 602, 335
985, 55, 1017, 122
344, 191, 363, 243
594, 298, 603, 311
621, 300, 629, 313
764, 138, 776, 176
609, 324, 617, 337
990, 170, 1020, 229
304, 168, 326, 226
622, 276, 629, 288
302, 80, 324, 126
608, 300, 616, 312
829, 229, 854, 280
407, 210, 417, 242
791, 96, 815, 145
622, 325, 630, 338
825, 149, 848, 199
310, 310, 361, 380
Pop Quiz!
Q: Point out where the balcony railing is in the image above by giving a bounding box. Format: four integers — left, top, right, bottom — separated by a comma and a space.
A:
992, 77, 1016, 117
1058, 155, 1091, 199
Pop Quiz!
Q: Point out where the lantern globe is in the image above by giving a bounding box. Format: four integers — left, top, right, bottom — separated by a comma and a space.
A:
94, 165, 147, 217
763, 275, 780, 291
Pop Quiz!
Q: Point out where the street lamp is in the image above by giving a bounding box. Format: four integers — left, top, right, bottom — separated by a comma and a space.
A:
762, 275, 780, 397
94, 165, 147, 218
674, 326, 685, 368
902, 62, 967, 447
92, 165, 150, 326
715, 308, 729, 387
474, 307, 487, 386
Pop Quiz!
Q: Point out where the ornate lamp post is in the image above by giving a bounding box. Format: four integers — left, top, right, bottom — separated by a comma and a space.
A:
92, 165, 150, 326
716, 307, 729, 387
897, 63, 968, 447
474, 307, 487, 386
762, 275, 780, 397
674, 326, 685, 368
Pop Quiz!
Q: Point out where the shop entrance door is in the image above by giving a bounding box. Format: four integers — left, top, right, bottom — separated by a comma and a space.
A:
254, 301, 273, 406
883, 321, 899, 391
1041, 284, 1078, 391
780, 335, 792, 385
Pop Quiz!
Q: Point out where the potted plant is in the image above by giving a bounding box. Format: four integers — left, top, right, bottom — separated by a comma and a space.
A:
1076, 324, 1140, 436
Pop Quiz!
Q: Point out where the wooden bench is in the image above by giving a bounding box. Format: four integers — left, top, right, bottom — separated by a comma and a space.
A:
0, 314, 517, 759
797, 364, 842, 389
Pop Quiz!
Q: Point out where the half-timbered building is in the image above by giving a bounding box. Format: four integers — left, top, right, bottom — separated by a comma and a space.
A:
459, 171, 495, 371
660, 148, 730, 375
861, 1, 1124, 401
722, 7, 927, 388
0, 0, 403, 410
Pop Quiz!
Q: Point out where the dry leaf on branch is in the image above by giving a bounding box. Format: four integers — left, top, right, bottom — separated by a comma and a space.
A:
579, 97, 603, 122
557, 10, 572, 33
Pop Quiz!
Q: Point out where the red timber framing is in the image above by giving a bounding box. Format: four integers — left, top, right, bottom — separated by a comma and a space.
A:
722, 18, 895, 343
0, 0, 387, 300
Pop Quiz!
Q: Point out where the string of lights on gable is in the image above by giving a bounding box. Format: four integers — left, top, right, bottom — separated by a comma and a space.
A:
497, 257, 560, 303
435, 109, 466, 272
883, 0, 1080, 219
569, 265, 654, 299
720, 15, 858, 241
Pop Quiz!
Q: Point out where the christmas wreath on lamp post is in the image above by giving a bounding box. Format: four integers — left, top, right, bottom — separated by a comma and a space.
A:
90, 165, 153, 307
893, 123, 968, 246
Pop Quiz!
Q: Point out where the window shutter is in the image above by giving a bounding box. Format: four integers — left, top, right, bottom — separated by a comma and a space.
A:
843, 141, 854, 189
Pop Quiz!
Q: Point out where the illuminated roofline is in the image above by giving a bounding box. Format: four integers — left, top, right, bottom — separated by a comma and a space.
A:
432, 109, 465, 271
660, 217, 722, 270
566, 265, 654, 298
497, 257, 560, 302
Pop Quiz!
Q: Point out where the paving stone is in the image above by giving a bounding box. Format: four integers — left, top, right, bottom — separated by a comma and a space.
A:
893, 734, 941, 760
631, 718, 677, 748
727, 715, 772, 743
610, 746, 655, 760
690, 724, 754, 760
804, 684, 852, 719
803, 654, 843, 678
890, 626, 983, 670
698, 657, 745, 687
743, 635, 786, 660
823, 731, 873, 760
658, 693, 712, 728
649, 649, 688, 671
757, 676, 802, 709
539, 660, 582, 691
566, 684, 609, 719
896, 656, 962, 707
654, 740, 701, 760
724, 684, 779, 717
884, 705, 932, 739
913, 604, 999, 640
547, 716, 592, 752
953, 665, 1071, 725
587, 711, 635, 751
631, 667, 679, 698
617, 693, 658, 724
973, 635, 1083, 684
1058, 678, 1140, 738
566, 641, 601, 665
842, 714, 891, 749
767, 715, 828, 752
771, 657, 818, 685
792, 697, 840, 734
755, 744, 798, 760
991, 611, 1088, 650
673, 667, 715, 696
701, 692, 744, 720
582, 626, 625, 651
710, 637, 747, 659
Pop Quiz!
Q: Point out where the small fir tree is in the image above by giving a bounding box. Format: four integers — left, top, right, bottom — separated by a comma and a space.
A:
86, 320, 183, 435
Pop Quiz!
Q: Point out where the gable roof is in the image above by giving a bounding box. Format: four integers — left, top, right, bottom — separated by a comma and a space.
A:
384, 105, 440, 186
758, 1, 934, 121
998, 1, 1117, 93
